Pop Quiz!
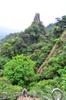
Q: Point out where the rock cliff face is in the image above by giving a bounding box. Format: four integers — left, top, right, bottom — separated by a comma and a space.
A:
34, 13, 40, 23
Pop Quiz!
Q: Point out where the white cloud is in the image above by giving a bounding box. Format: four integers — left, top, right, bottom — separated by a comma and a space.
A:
0, 0, 66, 31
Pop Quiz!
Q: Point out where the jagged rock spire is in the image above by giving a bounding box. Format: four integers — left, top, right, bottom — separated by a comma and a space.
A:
33, 13, 40, 23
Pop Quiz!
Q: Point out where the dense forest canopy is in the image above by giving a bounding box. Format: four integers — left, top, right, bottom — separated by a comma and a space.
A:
0, 13, 66, 100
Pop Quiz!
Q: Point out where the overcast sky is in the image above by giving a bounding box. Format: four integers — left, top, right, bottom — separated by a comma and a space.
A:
0, 0, 66, 31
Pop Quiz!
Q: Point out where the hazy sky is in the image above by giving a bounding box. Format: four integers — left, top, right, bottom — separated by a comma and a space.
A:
0, 0, 66, 31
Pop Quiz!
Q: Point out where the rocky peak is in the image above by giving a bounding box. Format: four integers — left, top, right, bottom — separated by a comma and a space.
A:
33, 13, 40, 23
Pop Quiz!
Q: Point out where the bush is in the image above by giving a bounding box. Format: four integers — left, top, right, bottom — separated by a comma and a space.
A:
4, 55, 37, 86
0, 77, 22, 100
29, 80, 59, 99
0, 56, 9, 69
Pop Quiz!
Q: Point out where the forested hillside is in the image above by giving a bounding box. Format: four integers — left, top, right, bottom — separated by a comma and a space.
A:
0, 14, 66, 100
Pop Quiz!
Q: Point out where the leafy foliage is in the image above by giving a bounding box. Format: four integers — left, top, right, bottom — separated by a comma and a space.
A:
53, 16, 66, 37
0, 20, 53, 69
4, 55, 37, 86
0, 77, 22, 100
0, 14, 66, 99
29, 79, 60, 99
0, 56, 9, 69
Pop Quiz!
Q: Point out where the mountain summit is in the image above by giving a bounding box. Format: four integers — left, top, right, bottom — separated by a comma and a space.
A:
0, 13, 50, 66
25, 13, 46, 35
34, 13, 40, 23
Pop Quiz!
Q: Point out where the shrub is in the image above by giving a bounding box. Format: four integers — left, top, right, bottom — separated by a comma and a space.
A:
4, 55, 36, 86
0, 77, 22, 100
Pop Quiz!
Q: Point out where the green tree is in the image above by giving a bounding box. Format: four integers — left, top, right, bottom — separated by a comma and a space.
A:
4, 55, 36, 86
0, 56, 9, 69
54, 16, 66, 37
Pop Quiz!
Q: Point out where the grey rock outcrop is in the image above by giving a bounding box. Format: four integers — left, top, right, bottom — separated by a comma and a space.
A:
34, 13, 40, 23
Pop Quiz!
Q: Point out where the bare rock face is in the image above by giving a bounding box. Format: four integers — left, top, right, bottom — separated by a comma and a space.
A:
34, 13, 40, 23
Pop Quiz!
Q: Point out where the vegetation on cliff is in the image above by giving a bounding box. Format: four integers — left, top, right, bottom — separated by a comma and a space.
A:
0, 14, 66, 99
